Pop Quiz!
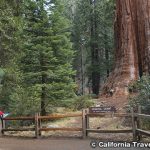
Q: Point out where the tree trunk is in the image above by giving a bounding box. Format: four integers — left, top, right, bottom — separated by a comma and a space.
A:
41, 86, 46, 116
102, 0, 150, 96
90, 0, 100, 95
104, 29, 110, 78
40, 54, 47, 116
136, 0, 150, 75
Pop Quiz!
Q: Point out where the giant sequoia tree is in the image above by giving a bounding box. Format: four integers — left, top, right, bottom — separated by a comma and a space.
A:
103, 0, 150, 96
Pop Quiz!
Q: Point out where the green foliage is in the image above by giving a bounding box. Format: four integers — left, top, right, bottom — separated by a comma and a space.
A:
0, 0, 23, 112
0, 68, 5, 87
72, 95, 94, 110
0, 0, 114, 116
20, 0, 76, 114
128, 75, 150, 129
9, 86, 41, 116
128, 76, 150, 114
0, 0, 76, 116
70, 0, 114, 94
70, 95, 94, 110
0, 1, 16, 65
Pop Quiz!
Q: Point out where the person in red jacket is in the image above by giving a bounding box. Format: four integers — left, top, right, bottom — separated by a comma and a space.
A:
0, 111, 4, 123
0, 111, 9, 119
0, 111, 4, 118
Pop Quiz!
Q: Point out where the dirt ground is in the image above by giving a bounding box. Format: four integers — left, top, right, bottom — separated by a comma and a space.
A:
0, 137, 149, 150
98, 95, 129, 112
0, 137, 90, 150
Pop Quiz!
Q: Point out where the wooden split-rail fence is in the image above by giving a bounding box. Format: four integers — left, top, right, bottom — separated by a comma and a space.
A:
0, 106, 150, 141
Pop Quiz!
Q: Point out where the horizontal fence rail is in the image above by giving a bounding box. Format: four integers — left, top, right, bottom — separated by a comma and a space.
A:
1, 112, 83, 138
3, 117, 34, 121
86, 129, 132, 133
133, 106, 150, 141
40, 127, 82, 131
87, 113, 132, 117
136, 129, 150, 137
136, 114, 150, 119
0, 106, 149, 141
38, 113, 82, 120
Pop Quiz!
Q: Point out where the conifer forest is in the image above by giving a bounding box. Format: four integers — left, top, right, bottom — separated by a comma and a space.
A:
0, 0, 150, 116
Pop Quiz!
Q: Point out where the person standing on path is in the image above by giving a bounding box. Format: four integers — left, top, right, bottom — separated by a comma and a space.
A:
0, 110, 9, 120
0, 111, 4, 119
0, 110, 4, 133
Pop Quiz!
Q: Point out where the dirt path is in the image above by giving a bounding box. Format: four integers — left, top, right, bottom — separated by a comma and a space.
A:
0, 137, 89, 150
0, 137, 149, 150
0, 121, 149, 150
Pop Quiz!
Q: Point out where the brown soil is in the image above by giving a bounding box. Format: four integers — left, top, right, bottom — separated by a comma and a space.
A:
0, 137, 93, 150
97, 95, 130, 112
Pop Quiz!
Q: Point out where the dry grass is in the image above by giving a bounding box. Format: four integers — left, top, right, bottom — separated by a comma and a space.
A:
3, 108, 149, 141
4, 111, 133, 141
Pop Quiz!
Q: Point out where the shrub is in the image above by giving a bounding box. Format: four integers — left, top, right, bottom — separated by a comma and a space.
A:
60, 95, 94, 111
128, 75, 150, 129
71, 95, 94, 110
128, 75, 150, 114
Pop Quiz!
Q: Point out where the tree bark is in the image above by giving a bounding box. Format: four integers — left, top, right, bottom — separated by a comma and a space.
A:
136, 0, 150, 75
90, 0, 100, 95
104, 29, 110, 78
102, 0, 150, 96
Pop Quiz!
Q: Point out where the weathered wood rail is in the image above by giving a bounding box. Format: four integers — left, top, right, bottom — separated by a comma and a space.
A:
133, 106, 150, 141
3, 117, 34, 120
1, 113, 83, 138
82, 109, 133, 139
0, 106, 149, 141
82, 107, 150, 141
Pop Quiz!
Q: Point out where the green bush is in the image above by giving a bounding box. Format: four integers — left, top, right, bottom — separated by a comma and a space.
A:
128, 75, 150, 114
128, 75, 150, 129
71, 95, 94, 110
59, 95, 94, 111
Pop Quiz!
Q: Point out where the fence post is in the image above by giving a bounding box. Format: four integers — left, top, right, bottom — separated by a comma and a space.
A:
0, 118, 3, 135
137, 105, 142, 141
35, 113, 39, 138
1, 118, 6, 135
131, 107, 136, 141
0, 119, 1, 135
38, 112, 41, 136
86, 108, 89, 136
82, 109, 86, 139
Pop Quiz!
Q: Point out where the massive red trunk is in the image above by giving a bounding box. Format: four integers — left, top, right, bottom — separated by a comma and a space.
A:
136, 0, 150, 75
102, 0, 150, 96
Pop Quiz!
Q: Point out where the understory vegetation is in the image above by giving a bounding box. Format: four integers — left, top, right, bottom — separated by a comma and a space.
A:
128, 75, 150, 129
128, 75, 150, 114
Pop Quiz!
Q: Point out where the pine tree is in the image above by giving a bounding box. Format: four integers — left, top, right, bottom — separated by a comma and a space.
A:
0, 0, 23, 111
72, 0, 114, 95
21, 0, 75, 115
